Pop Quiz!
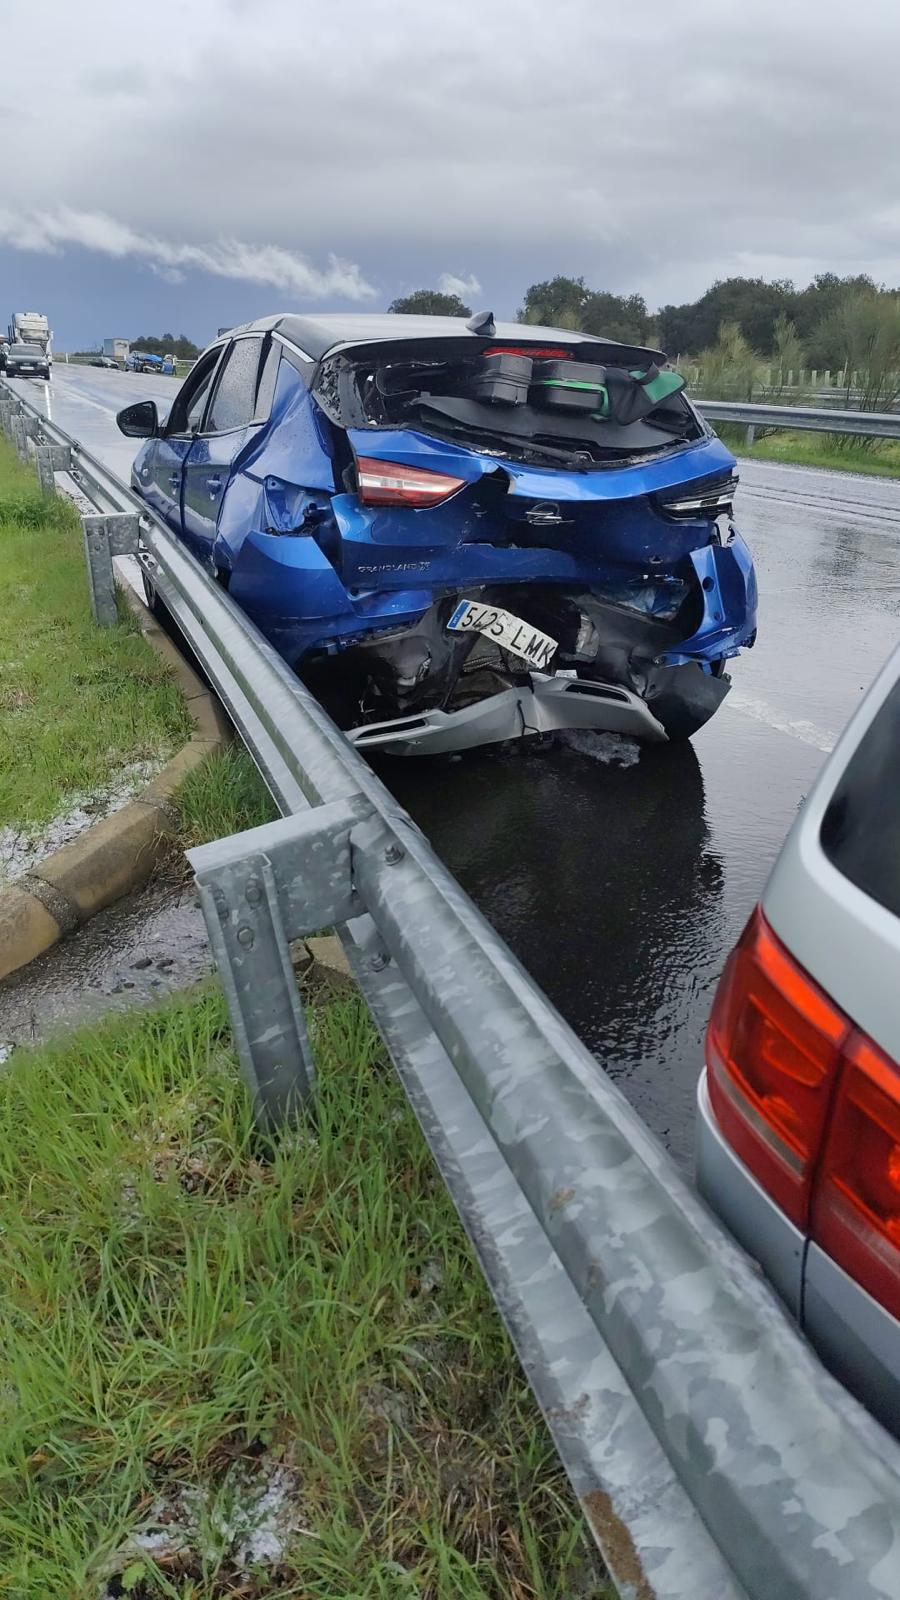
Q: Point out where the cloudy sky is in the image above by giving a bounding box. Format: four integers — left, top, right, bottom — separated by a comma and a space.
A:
2, 0, 898, 349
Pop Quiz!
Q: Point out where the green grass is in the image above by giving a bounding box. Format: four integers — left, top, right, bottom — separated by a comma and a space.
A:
0, 439, 192, 834
717, 424, 900, 479
0, 989, 609, 1599
177, 746, 278, 850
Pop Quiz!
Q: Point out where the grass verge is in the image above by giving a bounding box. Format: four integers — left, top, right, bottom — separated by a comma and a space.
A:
176, 745, 278, 850
717, 424, 900, 479
0, 439, 192, 834
0, 988, 610, 1598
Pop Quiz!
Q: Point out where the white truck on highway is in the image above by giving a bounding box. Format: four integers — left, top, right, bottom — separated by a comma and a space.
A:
8, 311, 52, 361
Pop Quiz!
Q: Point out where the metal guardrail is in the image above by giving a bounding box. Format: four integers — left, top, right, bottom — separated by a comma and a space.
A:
697, 396, 900, 447
5, 377, 900, 1599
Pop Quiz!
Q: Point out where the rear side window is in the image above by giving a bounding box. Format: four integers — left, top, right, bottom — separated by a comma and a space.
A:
821, 677, 900, 919
205, 336, 263, 433
253, 339, 281, 421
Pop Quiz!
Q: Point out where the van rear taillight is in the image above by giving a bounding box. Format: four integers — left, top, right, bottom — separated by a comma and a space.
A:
356, 457, 466, 509
812, 1035, 900, 1320
705, 908, 849, 1226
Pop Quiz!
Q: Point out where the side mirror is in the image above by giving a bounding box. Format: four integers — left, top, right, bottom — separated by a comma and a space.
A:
116, 399, 160, 439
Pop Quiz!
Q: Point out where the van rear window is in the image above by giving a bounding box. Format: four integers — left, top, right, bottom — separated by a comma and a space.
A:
820, 677, 900, 920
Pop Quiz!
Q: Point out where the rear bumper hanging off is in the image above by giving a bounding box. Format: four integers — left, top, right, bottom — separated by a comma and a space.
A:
347, 672, 668, 756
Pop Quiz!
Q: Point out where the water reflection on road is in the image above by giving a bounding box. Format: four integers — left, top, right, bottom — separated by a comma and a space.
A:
14, 370, 900, 1167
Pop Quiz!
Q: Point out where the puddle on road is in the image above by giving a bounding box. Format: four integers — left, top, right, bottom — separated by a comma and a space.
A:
0, 871, 213, 1063
555, 730, 642, 766
723, 691, 836, 754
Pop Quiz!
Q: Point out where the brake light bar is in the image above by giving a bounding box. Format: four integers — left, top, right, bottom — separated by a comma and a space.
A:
484, 346, 573, 359
356, 456, 466, 509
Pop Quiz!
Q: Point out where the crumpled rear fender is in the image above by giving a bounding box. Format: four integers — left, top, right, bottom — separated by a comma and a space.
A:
664, 531, 758, 663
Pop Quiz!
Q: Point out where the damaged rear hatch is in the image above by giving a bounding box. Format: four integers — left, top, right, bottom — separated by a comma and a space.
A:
299, 330, 754, 750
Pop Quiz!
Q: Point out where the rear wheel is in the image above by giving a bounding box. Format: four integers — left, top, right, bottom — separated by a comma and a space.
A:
141, 566, 169, 621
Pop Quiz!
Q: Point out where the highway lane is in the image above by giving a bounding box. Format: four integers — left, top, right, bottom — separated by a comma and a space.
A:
10, 361, 183, 483
17, 364, 900, 1167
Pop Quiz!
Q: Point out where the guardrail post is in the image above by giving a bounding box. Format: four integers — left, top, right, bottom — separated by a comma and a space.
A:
81, 512, 141, 626
196, 855, 316, 1129
188, 799, 371, 1128
35, 444, 57, 495
11, 414, 27, 459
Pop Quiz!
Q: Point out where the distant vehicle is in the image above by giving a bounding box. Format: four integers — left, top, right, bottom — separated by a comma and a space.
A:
91, 356, 120, 369
161, 353, 176, 375
698, 641, 900, 1438
126, 350, 164, 373
6, 342, 51, 379
9, 311, 52, 360
103, 337, 130, 362
118, 313, 758, 756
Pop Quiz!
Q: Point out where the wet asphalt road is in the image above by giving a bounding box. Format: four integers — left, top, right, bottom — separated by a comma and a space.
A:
8, 364, 900, 1168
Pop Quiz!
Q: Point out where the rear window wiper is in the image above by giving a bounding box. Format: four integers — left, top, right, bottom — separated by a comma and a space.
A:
409, 404, 596, 470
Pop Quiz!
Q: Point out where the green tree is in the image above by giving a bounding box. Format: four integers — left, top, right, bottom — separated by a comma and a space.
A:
755, 314, 808, 434
659, 278, 797, 360
517, 275, 590, 329
133, 332, 200, 358
691, 322, 766, 402
517, 278, 653, 343
388, 290, 472, 317
794, 273, 880, 353
769, 314, 806, 387
813, 289, 900, 433
581, 290, 653, 345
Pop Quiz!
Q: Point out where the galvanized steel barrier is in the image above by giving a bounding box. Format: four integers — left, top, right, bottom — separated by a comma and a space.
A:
5, 376, 900, 1600
697, 395, 900, 448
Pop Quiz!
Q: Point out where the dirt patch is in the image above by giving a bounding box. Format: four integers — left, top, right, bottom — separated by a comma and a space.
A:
100, 1452, 313, 1596
0, 760, 163, 884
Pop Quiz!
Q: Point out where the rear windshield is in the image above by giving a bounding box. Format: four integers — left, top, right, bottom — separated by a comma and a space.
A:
312, 338, 701, 469
820, 676, 900, 920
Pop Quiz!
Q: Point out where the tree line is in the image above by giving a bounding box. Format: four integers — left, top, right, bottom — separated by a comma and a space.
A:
389, 274, 900, 415
390, 274, 900, 360
131, 332, 200, 358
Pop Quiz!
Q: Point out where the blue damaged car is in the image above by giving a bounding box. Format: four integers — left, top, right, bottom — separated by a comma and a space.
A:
117, 312, 757, 755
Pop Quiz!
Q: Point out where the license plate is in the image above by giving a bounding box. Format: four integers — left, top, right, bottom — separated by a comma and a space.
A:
447, 599, 558, 670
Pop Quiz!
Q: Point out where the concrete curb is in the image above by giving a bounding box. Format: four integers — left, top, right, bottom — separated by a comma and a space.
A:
0, 587, 231, 982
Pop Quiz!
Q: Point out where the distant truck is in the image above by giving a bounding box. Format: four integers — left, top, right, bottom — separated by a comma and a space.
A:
103, 338, 130, 362
9, 311, 52, 359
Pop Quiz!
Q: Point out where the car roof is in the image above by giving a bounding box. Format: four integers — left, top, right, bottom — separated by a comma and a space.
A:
219, 312, 665, 365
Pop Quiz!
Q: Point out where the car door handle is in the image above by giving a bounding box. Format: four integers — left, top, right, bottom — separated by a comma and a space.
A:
205, 475, 223, 491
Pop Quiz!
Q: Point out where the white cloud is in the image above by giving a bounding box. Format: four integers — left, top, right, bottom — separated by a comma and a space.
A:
3, 0, 900, 334
0, 206, 377, 301
439, 272, 482, 301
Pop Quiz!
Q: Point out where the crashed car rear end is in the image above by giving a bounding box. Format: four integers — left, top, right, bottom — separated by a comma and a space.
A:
130, 314, 758, 755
